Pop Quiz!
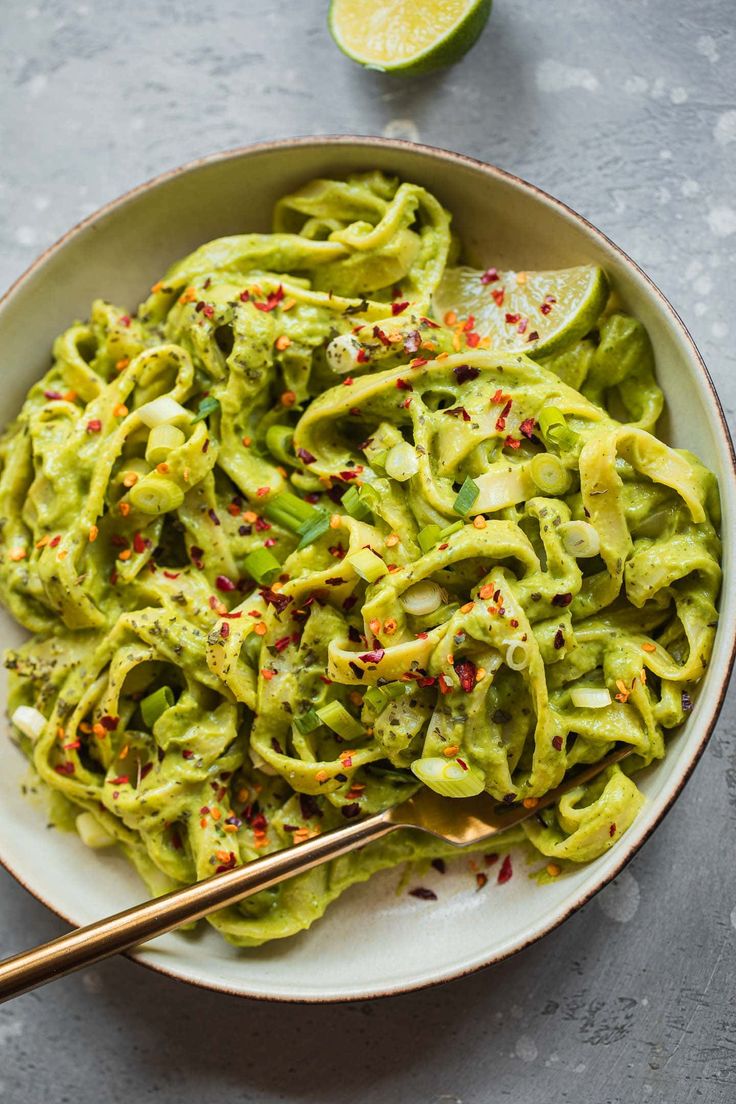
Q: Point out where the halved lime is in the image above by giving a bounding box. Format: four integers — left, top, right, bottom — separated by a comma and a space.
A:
432, 264, 610, 357
329, 0, 492, 76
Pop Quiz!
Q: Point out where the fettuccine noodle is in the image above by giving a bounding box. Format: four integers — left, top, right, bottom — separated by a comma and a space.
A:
0, 172, 720, 945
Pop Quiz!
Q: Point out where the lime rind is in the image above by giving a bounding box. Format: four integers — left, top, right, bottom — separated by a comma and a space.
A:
329, 0, 493, 76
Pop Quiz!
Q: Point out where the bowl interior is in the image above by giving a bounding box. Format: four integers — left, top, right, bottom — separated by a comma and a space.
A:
0, 139, 733, 1001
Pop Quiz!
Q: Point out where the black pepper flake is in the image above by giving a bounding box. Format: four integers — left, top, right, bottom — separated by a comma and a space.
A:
409, 887, 437, 901
431, 858, 446, 874
554, 629, 565, 650
341, 802, 361, 818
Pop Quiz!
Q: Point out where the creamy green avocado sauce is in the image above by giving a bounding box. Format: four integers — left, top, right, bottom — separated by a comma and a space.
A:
0, 172, 720, 945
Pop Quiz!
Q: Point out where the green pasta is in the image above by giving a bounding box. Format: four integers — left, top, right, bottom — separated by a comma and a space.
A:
0, 171, 721, 946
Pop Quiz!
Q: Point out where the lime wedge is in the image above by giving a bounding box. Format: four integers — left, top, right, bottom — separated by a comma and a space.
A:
329, 0, 492, 76
432, 264, 610, 357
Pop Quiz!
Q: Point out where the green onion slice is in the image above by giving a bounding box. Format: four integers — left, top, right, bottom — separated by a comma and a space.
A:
190, 396, 220, 424
141, 685, 175, 728
316, 700, 365, 740
453, 476, 479, 516
244, 547, 281, 585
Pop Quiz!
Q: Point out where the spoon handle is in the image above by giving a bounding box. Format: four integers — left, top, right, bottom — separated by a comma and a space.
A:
0, 810, 394, 1003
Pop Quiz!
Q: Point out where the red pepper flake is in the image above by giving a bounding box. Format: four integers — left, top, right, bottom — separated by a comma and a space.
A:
420, 315, 441, 329
462, 315, 476, 333
273, 635, 291, 653
373, 325, 391, 346
505, 313, 521, 325
182, 749, 194, 760
215, 851, 237, 873
163, 570, 180, 579
609, 822, 617, 837
476, 872, 488, 890
108, 775, 129, 785
119, 315, 131, 327
552, 735, 564, 751
467, 332, 481, 348
239, 289, 250, 302
99, 715, 119, 731
356, 348, 370, 364
348, 407, 362, 416
395, 378, 413, 391
453, 364, 480, 384
215, 574, 236, 592
517, 318, 528, 335
399, 396, 412, 409
409, 887, 437, 901
86, 419, 102, 434
255, 516, 271, 532
133, 531, 147, 554
480, 267, 499, 284
552, 593, 572, 607
484, 853, 499, 867
49, 535, 61, 548
497, 855, 513, 884
391, 300, 409, 315
219, 622, 230, 638
342, 376, 354, 386
438, 674, 452, 695
222, 611, 242, 620
491, 388, 508, 404
445, 406, 471, 421
54, 762, 75, 775
44, 390, 63, 400
495, 398, 513, 431
358, 648, 385, 665
264, 537, 277, 548
519, 417, 536, 438
504, 436, 521, 449
527, 331, 539, 342
253, 285, 285, 313
454, 659, 477, 693
491, 288, 505, 306
409, 357, 428, 369
554, 628, 565, 650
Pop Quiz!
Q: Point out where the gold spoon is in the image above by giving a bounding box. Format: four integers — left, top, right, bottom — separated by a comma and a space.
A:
0, 746, 631, 1002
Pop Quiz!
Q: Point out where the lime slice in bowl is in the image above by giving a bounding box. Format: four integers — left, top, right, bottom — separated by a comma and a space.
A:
329, 0, 492, 76
432, 264, 610, 357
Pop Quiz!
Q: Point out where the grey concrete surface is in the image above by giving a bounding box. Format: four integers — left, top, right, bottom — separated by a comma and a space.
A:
0, 2, 735, 1101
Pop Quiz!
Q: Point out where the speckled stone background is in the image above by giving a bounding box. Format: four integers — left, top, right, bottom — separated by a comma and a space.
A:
1, 2, 735, 1101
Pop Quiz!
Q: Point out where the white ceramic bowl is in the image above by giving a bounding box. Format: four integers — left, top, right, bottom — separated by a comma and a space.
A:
0, 138, 734, 1002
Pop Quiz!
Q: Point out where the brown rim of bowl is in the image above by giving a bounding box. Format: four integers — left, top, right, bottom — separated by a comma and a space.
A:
0, 135, 734, 1005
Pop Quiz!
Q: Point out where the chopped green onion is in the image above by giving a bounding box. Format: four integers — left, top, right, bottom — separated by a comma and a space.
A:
145, 423, 186, 466
263, 490, 316, 532
76, 812, 115, 849
364, 683, 406, 712
141, 685, 175, 728
538, 406, 579, 452
244, 547, 281, 585
474, 467, 532, 511
505, 640, 530, 671
400, 580, 445, 616
341, 485, 373, 521
11, 705, 47, 742
347, 547, 388, 582
316, 700, 365, 740
296, 511, 330, 549
570, 687, 612, 709
453, 476, 479, 515
411, 756, 486, 798
129, 475, 185, 515
294, 708, 322, 734
244, 631, 262, 668
137, 396, 190, 428
559, 520, 600, 558
529, 454, 571, 496
440, 519, 464, 539
190, 396, 220, 424
265, 425, 295, 465
384, 441, 419, 481
417, 524, 442, 554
